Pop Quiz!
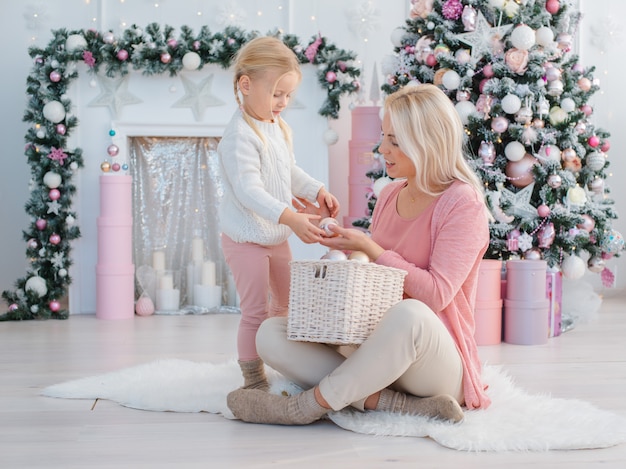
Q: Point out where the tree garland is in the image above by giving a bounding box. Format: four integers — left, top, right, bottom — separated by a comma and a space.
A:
1, 24, 361, 321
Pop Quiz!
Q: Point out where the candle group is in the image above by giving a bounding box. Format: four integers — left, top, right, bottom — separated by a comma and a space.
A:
186, 237, 222, 310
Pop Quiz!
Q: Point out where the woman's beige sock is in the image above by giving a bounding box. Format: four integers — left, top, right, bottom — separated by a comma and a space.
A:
227, 388, 328, 425
375, 389, 464, 423
238, 358, 269, 391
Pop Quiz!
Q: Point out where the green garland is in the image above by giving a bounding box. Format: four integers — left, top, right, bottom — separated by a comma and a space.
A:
1, 24, 360, 321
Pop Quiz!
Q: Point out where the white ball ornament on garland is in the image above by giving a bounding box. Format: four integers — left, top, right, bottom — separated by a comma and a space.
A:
390, 27, 405, 48
372, 176, 392, 197
43, 101, 66, 123
586, 152, 606, 172
25, 276, 48, 297
323, 128, 339, 145
504, 141, 526, 162
501, 94, 522, 114
442, 70, 461, 90
43, 171, 62, 189
561, 254, 586, 280
587, 256, 606, 273
510, 24, 536, 50
560, 97, 576, 113
182, 51, 201, 71
65, 34, 88, 52
455, 100, 476, 125
535, 26, 555, 47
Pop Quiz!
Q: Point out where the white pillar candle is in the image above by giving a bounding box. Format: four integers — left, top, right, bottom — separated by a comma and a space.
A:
156, 288, 180, 312
194, 284, 222, 309
201, 260, 216, 286
152, 250, 166, 271
191, 237, 204, 263
186, 263, 195, 305
160, 274, 174, 290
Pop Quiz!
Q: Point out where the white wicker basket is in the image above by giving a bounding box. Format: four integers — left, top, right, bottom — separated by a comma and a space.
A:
287, 260, 407, 345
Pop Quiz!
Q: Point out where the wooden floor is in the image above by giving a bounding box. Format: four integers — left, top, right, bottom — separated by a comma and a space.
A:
1, 294, 625, 469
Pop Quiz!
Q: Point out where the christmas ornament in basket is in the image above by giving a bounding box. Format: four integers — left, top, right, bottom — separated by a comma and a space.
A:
287, 259, 407, 345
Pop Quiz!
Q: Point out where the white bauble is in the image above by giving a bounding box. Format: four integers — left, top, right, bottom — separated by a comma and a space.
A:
390, 28, 405, 48
380, 54, 398, 75
65, 34, 88, 52
488, 0, 506, 9
540, 144, 561, 163
442, 70, 461, 90
504, 141, 526, 162
373, 176, 392, 197
321, 250, 348, 261
561, 255, 586, 280
560, 97, 576, 112
43, 171, 62, 189
510, 25, 536, 50
547, 80, 564, 97
323, 128, 339, 145
455, 100, 477, 125
348, 251, 370, 263
535, 26, 555, 47
182, 51, 201, 70
43, 101, 66, 124
25, 276, 48, 297
501, 94, 522, 114
586, 151, 606, 171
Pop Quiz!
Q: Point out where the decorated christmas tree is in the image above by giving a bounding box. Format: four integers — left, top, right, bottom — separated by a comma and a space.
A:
357, 0, 624, 282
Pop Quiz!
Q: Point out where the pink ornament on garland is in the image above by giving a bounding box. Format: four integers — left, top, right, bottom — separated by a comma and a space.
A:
49, 189, 61, 200
49, 233, 61, 245
107, 144, 119, 157
601, 140, 611, 152
49, 71, 62, 83
36, 219, 47, 230
442, 0, 463, 20
116, 49, 129, 61
56, 124, 66, 135
537, 204, 551, 218
325, 71, 337, 83
546, 0, 560, 15
9, 303, 18, 312
49, 300, 61, 312
588, 135, 600, 147
160, 53, 172, 64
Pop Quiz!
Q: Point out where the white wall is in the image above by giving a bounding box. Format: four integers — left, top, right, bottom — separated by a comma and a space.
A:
1, 1, 625, 312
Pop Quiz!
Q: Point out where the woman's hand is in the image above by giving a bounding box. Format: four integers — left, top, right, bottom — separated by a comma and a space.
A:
319, 225, 385, 261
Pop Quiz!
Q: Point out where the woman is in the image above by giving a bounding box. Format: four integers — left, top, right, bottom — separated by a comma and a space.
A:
227, 83, 491, 425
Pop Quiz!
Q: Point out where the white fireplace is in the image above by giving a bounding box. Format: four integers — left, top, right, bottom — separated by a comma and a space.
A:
68, 64, 329, 314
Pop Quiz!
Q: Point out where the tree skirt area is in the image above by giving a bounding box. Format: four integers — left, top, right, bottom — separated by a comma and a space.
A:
41, 359, 626, 452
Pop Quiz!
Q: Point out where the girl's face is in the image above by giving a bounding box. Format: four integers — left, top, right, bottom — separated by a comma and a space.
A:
378, 112, 416, 180
240, 70, 299, 122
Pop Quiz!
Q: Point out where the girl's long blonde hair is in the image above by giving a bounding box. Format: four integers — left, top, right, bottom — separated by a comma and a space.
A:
231, 36, 301, 149
385, 83, 484, 198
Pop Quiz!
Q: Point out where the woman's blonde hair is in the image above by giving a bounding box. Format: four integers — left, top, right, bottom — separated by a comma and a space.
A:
384, 83, 484, 198
231, 36, 301, 148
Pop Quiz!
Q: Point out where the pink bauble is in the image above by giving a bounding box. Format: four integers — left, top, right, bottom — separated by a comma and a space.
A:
506, 154, 537, 188
588, 135, 600, 147
348, 251, 370, 263
577, 214, 596, 232
160, 53, 172, 64
193, 40, 201, 51
538, 222, 556, 248
117, 49, 129, 61
111, 162, 121, 172
321, 250, 348, 261
36, 219, 47, 230
561, 147, 576, 162
601, 140, 611, 152
547, 174, 562, 188
490, 116, 509, 133
49, 71, 62, 83
479, 141, 496, 165
135, 295, 155, 316
426, 54, 437, 67
27, 238, 38, 249
9, 303, 18, 311
325, 71, 337, 83
49, 189, 61, 200
578, 77, 591, 92
580, 104, 593, 116
483, 63, 494, 78
546, 0, 560, 14
319, 217, 339, 237
107, 144, 119, 157
49, 300, 61, 312
167, 38, 178, 48
56, 124, 67, 135
49, 233, 61, 245
537, 204, 551, 218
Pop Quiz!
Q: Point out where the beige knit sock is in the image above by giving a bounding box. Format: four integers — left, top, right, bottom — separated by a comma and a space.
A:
238, 358, 269, 392
227, 388, 328, 425
376, 389, 464, 423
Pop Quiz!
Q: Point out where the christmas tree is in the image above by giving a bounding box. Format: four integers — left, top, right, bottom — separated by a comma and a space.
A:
357, 0, 624, 282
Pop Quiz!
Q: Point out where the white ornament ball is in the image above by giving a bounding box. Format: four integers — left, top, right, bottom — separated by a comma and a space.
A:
540, 144, 561, 163
561, 254, 586, 280
510, 24, 536, 50
535, 26, 555, 47
43, 171, 62, 189
25, 276, 48, 297
323, 128, 339, 145
504, 141, 526, 162
58, 268, 68, 278
560, 97, 576, 112
380, 54, 398, 75
182, 51, 201, 71
319, 217, 339, 237
501, 94, 522, 114
586, 151, 606, 171
36, 130, 45, 139
43, 101, 66, 124
390, 28, 405, 48
442, 70, 461, 90
547, 80, 564, 97
348, 251, 370, 263
455, 100, 477, 125
321, 250, 348, 261
373, 176, 392, 197
65, 34, 88, 52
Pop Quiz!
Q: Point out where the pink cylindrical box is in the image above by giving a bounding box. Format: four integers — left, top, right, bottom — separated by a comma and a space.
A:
96, 264, 135, 320
476, 259, 502, 302
506, 259, 547, 301
97, 216, 133, 265
99, 175, 132, 218
503, 298, 549, 345
474, 299, 503, 345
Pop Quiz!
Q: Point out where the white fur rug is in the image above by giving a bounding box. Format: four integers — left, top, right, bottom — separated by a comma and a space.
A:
41, 359, 626, 452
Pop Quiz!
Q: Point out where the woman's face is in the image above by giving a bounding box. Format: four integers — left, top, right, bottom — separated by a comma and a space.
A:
378, 112, 416, 180
240, 70, 299, 122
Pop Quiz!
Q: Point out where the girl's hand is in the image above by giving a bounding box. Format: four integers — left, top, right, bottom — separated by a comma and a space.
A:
316, 188, 340, 219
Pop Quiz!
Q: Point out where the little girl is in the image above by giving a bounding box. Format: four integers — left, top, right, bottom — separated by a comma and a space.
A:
217, 36, 339, 391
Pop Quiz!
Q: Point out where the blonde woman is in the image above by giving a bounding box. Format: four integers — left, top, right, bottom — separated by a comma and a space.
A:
218, 36, 339, 392
227, 84, 491, 425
